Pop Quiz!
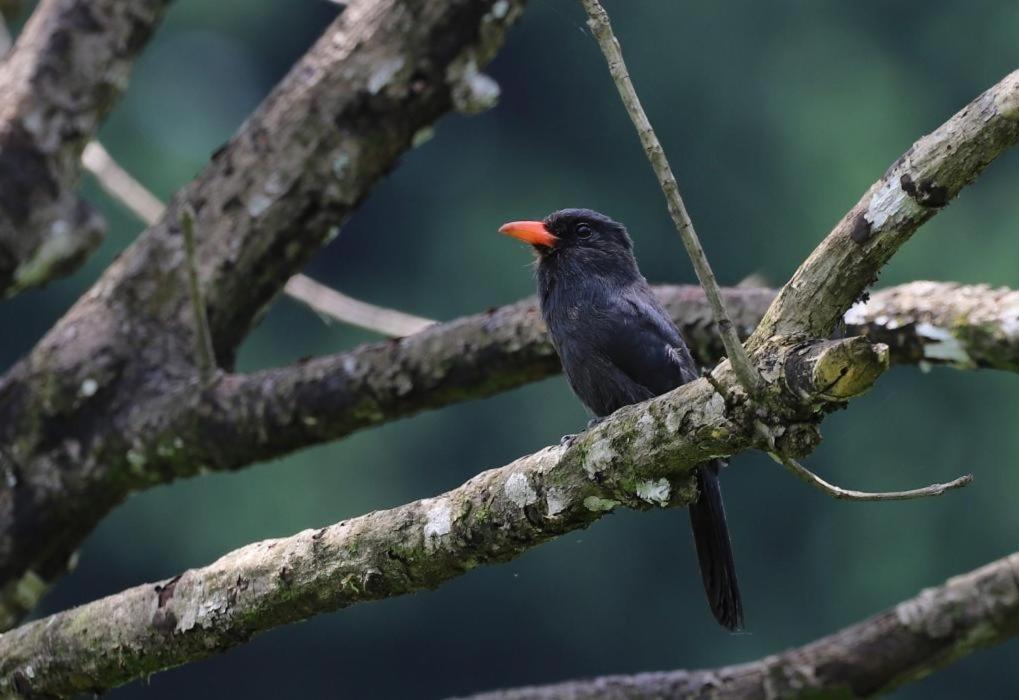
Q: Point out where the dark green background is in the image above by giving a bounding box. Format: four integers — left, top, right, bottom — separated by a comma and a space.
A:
3, 1, 1018, 697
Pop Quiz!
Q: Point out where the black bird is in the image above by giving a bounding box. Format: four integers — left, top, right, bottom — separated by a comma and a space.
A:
498, 208, 743, 631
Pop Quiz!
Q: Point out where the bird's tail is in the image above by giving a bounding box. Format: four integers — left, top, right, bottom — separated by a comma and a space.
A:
688, 460, 743, 631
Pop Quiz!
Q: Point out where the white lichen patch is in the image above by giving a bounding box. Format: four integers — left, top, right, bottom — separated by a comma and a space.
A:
545, 487, 569, 518
412, 126, 435, 148
998, 299, 1019, 339
13, 570, 47, 610
79, 378, 99, 398
865, 176, 919, 232
843, 300, 870, 326
582, 439, 615, 479
583, 496, 619, 512
247, 193, 272, 218
332, 152, 351, 177
994, 73, 1019, 120
423, 499, 453, 540
447, 56, 501, 114
367, 56, 405, 95
635, 478, 671, 507
504, 472, 537, 508
13, 221, 81, 289
916, 322, 973, 366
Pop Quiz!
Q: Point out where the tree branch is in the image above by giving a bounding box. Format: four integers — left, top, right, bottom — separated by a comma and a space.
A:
176, 281, 1019, 474
457, 552, 1019, 700
0, 0, 526, 629
746, 69, 1019, 351
0, 335, 886, 696
0, 0, 172, 297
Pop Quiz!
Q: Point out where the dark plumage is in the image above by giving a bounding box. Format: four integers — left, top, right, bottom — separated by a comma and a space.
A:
498, 208, 743, 631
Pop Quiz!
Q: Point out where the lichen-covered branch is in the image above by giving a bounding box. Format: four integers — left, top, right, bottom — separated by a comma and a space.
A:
847, 281, 1019, 372
747, 69, 1019, 351
185, 281, 1019, 473
0, 0, 525, 629
458, 552, 1019, 700
0, 336, 885, 696
0, 0, 172, 297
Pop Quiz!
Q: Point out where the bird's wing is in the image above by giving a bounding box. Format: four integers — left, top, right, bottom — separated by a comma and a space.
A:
598, 284, 699, 396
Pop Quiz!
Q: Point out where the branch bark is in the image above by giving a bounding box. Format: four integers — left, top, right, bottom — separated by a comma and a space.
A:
183, 280, 1019, 473
0, 0, 172, 297
0, 335, 886, 696
0, 0, 525, 628
746, 70, 1019, 351
457, 552, 1019, 700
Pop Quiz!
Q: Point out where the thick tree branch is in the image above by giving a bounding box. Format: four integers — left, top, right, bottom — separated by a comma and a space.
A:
747, 69, 1019, 352
0, 0, 525, 629
183, 281, 1019, 473
459, 552, 1019, 700
0, 336, 885, 696
0, 0, 171, 297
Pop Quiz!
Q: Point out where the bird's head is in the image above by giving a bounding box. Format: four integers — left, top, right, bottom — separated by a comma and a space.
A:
497, 208, 634, 261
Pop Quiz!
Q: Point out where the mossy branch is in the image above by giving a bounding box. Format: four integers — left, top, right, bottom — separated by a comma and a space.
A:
0, 335, 886, 696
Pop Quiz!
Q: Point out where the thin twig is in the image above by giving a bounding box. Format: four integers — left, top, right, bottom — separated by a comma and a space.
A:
81, 140, 432, 338
579, 0, 763, 396
284, 275, 434, 337
179, 206, 216, 383
81, 142, 164, 224
767, 452, 973, 502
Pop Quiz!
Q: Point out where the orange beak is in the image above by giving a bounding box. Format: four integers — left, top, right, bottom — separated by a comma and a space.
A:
498, 220, 558, 248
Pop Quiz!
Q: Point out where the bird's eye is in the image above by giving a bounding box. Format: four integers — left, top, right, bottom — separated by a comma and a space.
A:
576, 223, 593, 239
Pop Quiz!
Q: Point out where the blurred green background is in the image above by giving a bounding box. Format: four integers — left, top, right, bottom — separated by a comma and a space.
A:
3, 0, 1019, 697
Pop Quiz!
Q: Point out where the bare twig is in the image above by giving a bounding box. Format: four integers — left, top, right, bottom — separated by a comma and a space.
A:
768, 452, 973, 502
579, 0, 763, 396
82, 140, 434, 338
284, 275, 434, 337
179, 206, 216, 382
81, 141, 165, 224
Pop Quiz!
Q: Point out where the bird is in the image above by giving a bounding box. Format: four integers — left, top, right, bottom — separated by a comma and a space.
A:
497, 208, 743, 631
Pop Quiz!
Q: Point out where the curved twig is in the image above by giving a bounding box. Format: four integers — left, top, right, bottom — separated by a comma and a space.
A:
768, 452, 973, 502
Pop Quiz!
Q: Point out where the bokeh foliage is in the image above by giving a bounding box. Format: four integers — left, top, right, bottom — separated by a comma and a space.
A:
2, 1, 1018, 697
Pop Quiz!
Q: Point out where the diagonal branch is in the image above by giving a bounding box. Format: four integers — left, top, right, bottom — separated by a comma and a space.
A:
747, 70, 1019, 351
458, 552, 1019, 700
0, 335, 887, 696
0, 0, 172, 297
0, 0, 526, 629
